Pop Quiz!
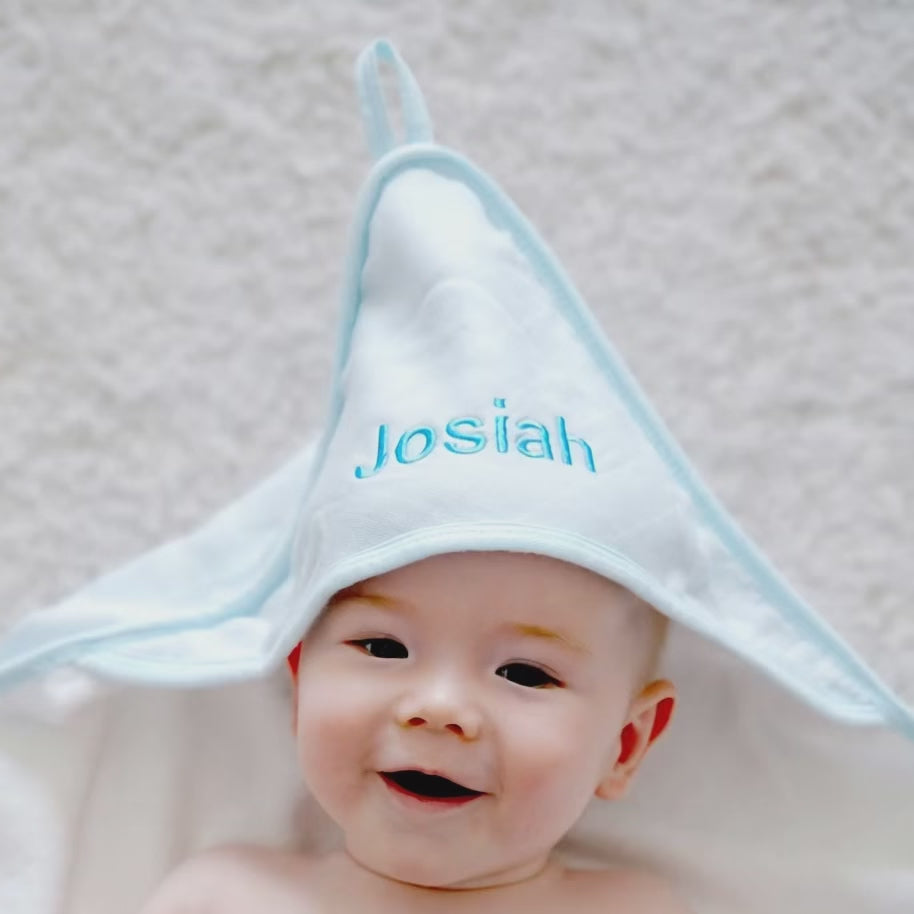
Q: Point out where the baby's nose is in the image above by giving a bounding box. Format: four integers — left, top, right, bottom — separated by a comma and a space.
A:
395, 688, 482, 741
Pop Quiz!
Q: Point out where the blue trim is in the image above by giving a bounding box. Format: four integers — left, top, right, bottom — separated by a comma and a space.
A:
3, 44, 912, 743
78, 521, 914, 740
317, 141, 914, 738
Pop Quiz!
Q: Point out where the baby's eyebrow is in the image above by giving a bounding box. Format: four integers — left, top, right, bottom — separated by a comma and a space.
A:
507, 623, 590, 654
327, 587, 408, 612
325, 592, 589, 653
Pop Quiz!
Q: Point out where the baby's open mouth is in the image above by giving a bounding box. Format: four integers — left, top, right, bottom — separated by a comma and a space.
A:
380, 769, 484, 801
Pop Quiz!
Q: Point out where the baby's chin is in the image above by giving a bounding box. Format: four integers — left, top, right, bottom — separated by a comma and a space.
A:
345, 840, 472, 888
343, 838, 547, 891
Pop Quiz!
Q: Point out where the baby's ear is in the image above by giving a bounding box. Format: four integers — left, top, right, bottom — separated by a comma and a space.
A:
287, 642, 302, 678
595, 680, 676, 801
287, 643, 302, 731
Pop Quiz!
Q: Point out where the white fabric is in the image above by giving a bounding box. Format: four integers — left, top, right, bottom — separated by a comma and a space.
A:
2, 622, 911, 914
0, 677, 306, 914
564, 623, 914, 913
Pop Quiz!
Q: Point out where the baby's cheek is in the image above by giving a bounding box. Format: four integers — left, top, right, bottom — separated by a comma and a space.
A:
504, 709, 606, 821
511, 701, 597, 769
294, 680, 377, 818
297, 678, 362, 743
296, 675, 381, 761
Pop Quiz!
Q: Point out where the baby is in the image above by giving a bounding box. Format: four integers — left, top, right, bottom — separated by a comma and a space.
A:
140, 549, 690, 913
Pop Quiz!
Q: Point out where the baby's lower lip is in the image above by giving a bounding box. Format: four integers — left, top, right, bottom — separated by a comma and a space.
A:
378, 772, 484, 808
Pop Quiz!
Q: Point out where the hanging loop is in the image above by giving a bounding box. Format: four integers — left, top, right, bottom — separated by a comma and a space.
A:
355, 38, 434, 160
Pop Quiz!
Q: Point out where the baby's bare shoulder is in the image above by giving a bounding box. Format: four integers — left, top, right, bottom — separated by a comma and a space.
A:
137, 843, 317, 914
564, 865, 692, 914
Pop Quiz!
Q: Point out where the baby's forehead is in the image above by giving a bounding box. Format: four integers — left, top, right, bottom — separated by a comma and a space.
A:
327, 551, 651, 635
362, 550, 627, 594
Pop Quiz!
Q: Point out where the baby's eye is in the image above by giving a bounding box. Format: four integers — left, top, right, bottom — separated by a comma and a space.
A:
346, 638, 408, 659
496, 663, 562, 689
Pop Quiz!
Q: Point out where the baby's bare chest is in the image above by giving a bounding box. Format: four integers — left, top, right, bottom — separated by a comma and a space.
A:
221, 889, 617, 914
220, 878, 655, 914
212, 850, 674, 914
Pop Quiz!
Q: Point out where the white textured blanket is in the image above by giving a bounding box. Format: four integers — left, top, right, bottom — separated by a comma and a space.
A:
2, 7, 912, 914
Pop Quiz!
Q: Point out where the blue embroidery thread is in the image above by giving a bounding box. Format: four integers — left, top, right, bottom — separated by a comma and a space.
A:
353, 398, 596, 478
355, 422, 390, 478
395, 426, 436, 464
516, 420, 553, 460
557, 416, 595, 473
444, 417, 486, 454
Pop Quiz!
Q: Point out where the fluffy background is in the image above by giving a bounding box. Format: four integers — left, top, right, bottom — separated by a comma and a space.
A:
1, 0, 911, 707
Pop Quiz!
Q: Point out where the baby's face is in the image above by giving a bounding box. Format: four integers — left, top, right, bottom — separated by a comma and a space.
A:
294, 551, 666, 889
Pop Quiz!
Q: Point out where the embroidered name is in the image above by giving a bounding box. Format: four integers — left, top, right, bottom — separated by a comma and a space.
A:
354, 398, 596, 479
